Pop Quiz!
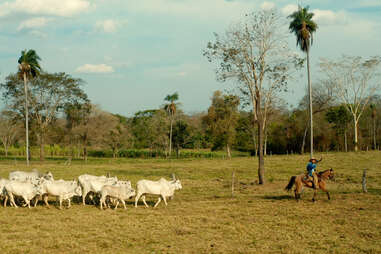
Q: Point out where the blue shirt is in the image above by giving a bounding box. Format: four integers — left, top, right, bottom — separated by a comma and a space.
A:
306, 162, 316, 176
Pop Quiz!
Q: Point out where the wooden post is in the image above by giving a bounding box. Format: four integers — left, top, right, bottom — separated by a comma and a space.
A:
362, 169, 367, 193
231, 171, 235, 197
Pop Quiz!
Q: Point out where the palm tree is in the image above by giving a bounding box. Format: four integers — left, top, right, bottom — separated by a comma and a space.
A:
164, 92, 179, 157
18, 49, 41, 165
288, 6, 318, 159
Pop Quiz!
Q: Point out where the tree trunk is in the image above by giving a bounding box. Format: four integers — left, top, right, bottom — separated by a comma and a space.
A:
23, 73, 29, 166
264, 131, 267, 156
251, 127, 257, 156
257, 95, 265, 185
258, 119, 265, 184
307, 49, 314, 159
226, 144, 231, 159
354, 117, 359, 152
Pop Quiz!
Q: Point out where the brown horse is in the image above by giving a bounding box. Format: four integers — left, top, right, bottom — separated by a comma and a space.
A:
285, 168, 334, 202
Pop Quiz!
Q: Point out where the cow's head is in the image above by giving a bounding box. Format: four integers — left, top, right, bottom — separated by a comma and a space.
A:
126, 187, 136, 199
74, 186, 82, 196
43, 171, 54, 181
173, 179, 182, 190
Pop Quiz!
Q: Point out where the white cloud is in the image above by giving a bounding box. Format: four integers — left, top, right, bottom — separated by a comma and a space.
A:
28, 30, 48, 38
95, 19, 126, 33
75, 64, 114, 73
281, 4, 298, 16
0, 0, 90, 17
18, 17, 49, 31
281, 5, 348, 26
312, 9, 348, 26
125, 0, 256, 22
261, 1, 275, 10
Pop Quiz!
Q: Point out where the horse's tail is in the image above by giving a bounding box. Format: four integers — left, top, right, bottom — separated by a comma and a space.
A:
285, 176, 296, 191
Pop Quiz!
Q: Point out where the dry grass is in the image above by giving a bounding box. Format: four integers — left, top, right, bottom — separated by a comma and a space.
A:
0, 151, 380, 253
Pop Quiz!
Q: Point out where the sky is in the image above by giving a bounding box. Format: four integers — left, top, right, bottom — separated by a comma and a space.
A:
0, 0, 380, 116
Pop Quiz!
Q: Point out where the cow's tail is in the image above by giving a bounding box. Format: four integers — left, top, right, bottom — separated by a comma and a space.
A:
285, 176, 296, 191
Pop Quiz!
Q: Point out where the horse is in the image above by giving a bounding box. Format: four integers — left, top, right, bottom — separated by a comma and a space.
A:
285, 168, 334, 202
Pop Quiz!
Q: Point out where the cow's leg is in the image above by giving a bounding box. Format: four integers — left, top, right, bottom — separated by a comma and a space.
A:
23, 197, 31, 209
89, 193, 95, 205
68, 198, 71, 208
142, 195, 149, 208
153, 197, 162, 208
43, 194, 50, 208
9, 193, 17, 208
114, 200, 120, 210
33, 196, 39, 207
134, 192, 142, 208
100, 195, 105, 210
82, 188, 88, 205
59, 196, 63, 210
4, 195, 8, 207
121, 200, 127, 210
162, 195, 168, 206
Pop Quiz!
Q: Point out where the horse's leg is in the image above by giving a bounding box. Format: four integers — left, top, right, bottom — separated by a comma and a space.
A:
320, 181, 330, 200
294, 179, 302, 201
312, 189, 317, 202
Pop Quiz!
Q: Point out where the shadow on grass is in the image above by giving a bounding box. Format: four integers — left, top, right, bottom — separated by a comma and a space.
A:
262, 195, 294, 200
368, 188, 381, 195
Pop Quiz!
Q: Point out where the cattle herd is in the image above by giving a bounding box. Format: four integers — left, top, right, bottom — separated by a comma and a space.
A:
0, 170, 182, 210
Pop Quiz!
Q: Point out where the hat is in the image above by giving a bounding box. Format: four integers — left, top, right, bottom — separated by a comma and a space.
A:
309, 158, 317, 162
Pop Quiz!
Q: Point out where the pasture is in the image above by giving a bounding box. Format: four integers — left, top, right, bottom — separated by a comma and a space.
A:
0, 151, 380, 254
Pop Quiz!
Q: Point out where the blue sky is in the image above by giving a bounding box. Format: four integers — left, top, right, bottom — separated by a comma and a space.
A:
0, 0, 380, 116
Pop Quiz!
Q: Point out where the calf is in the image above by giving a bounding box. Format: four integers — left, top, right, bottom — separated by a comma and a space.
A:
99, 185, 136, 210
78, 174, 118, 205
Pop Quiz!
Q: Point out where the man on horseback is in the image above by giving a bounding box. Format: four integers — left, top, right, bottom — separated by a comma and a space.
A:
306, 158, 320, 189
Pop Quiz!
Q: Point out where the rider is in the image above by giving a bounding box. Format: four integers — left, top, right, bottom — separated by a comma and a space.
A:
306, 158, 319, 189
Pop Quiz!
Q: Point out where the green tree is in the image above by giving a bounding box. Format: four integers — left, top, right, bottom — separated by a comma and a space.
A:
288, 6, 318, 159
1, 72, 88, 160
164, 92, 179, 157
203, 91, 240, 158
325, 105, 351, 152
17, 49, 42, 165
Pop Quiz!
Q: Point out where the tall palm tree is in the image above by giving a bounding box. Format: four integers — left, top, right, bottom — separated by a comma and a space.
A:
288, 6, 318, 159
18, 49, 41, 165
164, 92, 179, 157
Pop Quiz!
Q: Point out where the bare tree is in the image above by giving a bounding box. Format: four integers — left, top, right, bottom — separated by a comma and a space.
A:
204, 9, 303, 184
320, 56, 381, 151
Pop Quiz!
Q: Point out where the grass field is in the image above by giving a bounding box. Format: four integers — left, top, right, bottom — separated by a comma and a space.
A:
0, 151, 380, 254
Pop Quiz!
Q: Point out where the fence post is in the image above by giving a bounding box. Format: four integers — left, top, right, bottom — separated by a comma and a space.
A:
362, 169, 367, 193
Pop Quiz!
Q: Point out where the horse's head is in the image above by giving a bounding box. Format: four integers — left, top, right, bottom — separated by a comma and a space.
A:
327, 168, 334, 180
319, 168, 334, 180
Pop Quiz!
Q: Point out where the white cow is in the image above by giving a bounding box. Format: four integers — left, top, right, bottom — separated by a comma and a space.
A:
99, 185, 136, 210
4, 181, 43, 208
39, 179, 82, 209
78, 174, 118, 205
9, 170, 54, 182
135, 177, 182, 208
